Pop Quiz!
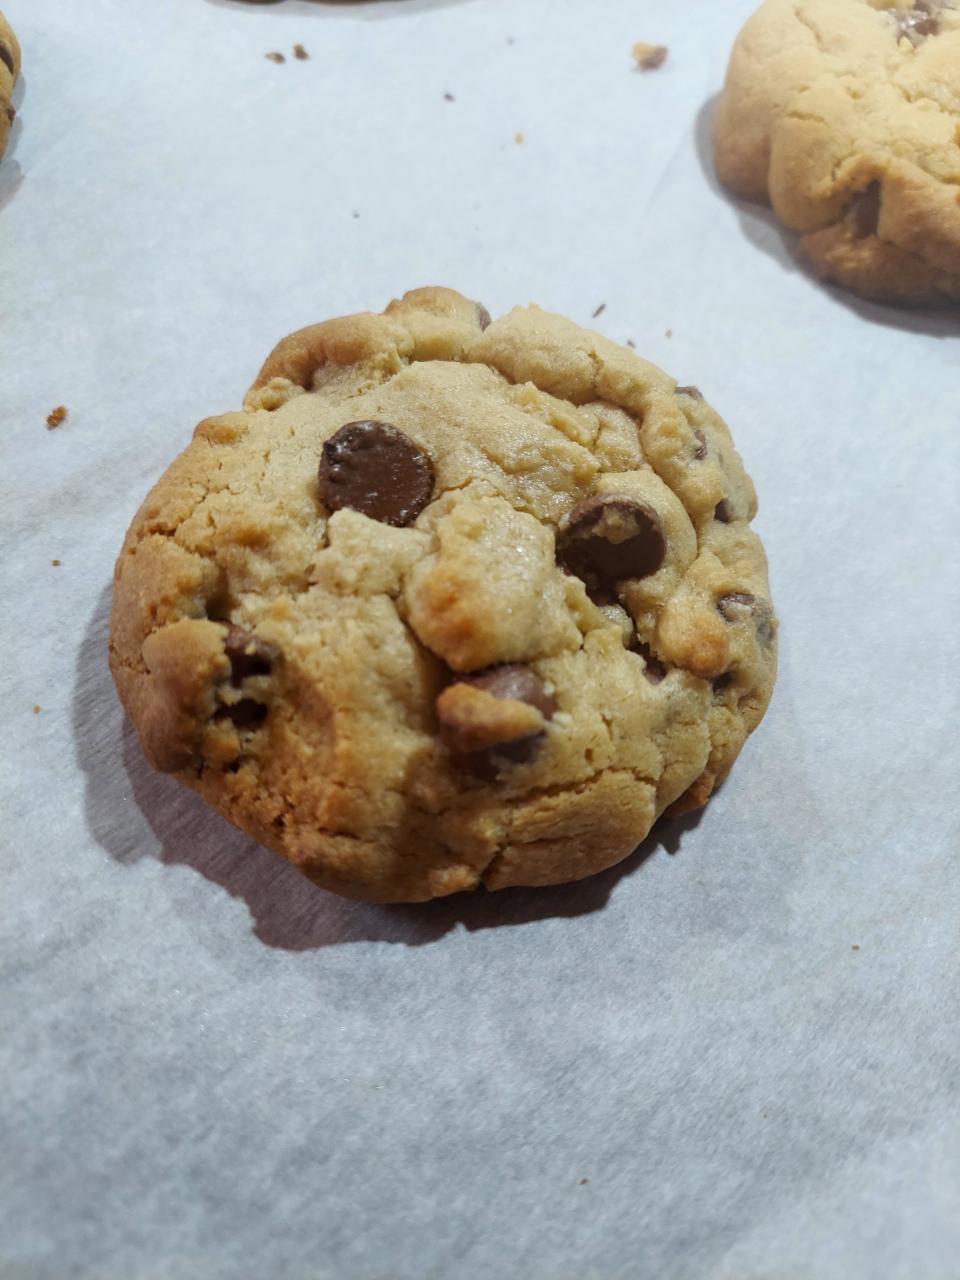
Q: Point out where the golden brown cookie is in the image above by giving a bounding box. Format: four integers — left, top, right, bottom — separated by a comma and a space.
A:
714, 0, 960, 303
0, 11, 20, 162
110, 288, 777, 903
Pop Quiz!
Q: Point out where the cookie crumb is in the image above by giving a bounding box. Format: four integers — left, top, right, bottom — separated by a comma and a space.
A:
46, 405, 68, 430
514, 131, 525, 145
352, 211, 360, 219
293, 43, 309, 60
626, 339, 636, 349
32, 704, 41, 715
51, 559, 61, 567
633, 41, 668, 70
852, 944, 860, 952
592, 302, 607, 319
443, 91, 455, 102
665, 328, 673, 338
579, 1178, 589, 1186
265, 51, 285, 64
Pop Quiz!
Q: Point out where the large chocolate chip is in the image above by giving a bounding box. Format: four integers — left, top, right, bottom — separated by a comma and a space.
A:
476, 302, 492, 331
557, 495, 666, 590
851, 183, 881, 238
318, 420, 434, 527
217, 699, 268, 729
225, 626, 276, 685
717, 592, 775, 646
676, 385, 703, 401
896, 3, 941, 38
439, 664, 556, 768
462, 664, 558, 719
714, 499, 733, 524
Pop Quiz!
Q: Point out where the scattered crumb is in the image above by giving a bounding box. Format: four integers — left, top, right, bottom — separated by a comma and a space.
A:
293, 43, 309, 60
352, 211, 360, 219
32, 704, 41, 715
443, 92, 455, 102
514, 131, 525, 145
51, 559, 61, 567
46, 405, 68, 430
632, 41, 668, 71
852, 944, 861, 952
592, 302, 607, 319
579, 1178, 589, 1186
665, 328, 673, 338
265, 51, 285, 64
626, 338, 636, 349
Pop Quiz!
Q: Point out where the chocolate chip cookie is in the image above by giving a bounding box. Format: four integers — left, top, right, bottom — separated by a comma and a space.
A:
714, 0, 960, 303
0, 12, 20, 162
110, 288, 777, 903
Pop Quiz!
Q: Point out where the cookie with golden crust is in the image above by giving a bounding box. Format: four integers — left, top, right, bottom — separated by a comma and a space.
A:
0, 12, 20, 162
110, 288, 777, 904
714, 0, 960, 303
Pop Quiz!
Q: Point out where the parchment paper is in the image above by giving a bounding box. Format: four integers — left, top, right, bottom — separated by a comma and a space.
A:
2, 1, 959, 1277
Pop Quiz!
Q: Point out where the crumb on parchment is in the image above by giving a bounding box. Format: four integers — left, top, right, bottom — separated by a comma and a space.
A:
46, 406, 68, 429
592, 303, 606, 319
33, 705, 41, 714
633, 41, 668, 70
51, 559, 61, 567
293, 44, 309, 60
514, 131, 525, 145
626, 339, 636, 348
265, 51, 285, 64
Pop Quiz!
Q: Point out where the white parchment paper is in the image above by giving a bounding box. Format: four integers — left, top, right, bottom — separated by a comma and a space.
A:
2, 1, 959, 1277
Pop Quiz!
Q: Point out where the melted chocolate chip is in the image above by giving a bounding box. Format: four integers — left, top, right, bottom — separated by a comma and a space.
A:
217, 699, 268, 729
851, 183, 882, 238
717, 592, 775, 647
441, 665, 556, 769
461, 665, 558, 719
225, 627, 276, 685
676, 385, 703, 400
476, 302, 492, 330
896, 3, 941, 38
0, 42, 13, 75
712, 672, 735, 693
318, 421, 434, 527
714, 499, 733, 524
557, 495, 666, 590
693, 428, 708, 461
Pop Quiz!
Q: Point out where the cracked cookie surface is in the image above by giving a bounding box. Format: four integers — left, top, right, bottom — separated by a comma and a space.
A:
714, 0, 960, 303
0, 12, 20, 162
110, 288, 777, 903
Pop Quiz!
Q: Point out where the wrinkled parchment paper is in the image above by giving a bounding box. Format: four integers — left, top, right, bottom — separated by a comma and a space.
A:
2, 1, 959, 1276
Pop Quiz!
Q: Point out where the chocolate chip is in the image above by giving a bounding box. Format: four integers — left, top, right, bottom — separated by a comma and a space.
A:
851, 183, 881, 238
476, 302, 492, 330
0, 42, 13, 75
5, 104, 14, 125
461, 664, 558, 719
318, 421, 434, 528
714, 500, 733, 523
218, 699, 268, 729
712, 672, 734, 693
896, 5, 941, 38
676, 385, 703, 400
557, 495, 666, 590
225, 627, 276, 685
693, 428, 708, 460
717, 592, 775, 647
439, 664, 556, 768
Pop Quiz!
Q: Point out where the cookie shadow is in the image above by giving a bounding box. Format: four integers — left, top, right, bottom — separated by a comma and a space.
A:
75, 585, 700, 952
695, 94, 958, 339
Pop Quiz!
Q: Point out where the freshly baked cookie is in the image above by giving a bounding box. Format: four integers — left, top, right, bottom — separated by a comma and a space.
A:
714, 0, 960, 303
110, 289, 777, 903
0, 12, 20, 162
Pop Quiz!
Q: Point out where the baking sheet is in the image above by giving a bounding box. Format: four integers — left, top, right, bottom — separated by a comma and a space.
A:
2, 1, 959, 1277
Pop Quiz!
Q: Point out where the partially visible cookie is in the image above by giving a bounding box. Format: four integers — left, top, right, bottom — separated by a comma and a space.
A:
0, 11, 20, 162
110, 288, 777, 904
714, 0, 960, 303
